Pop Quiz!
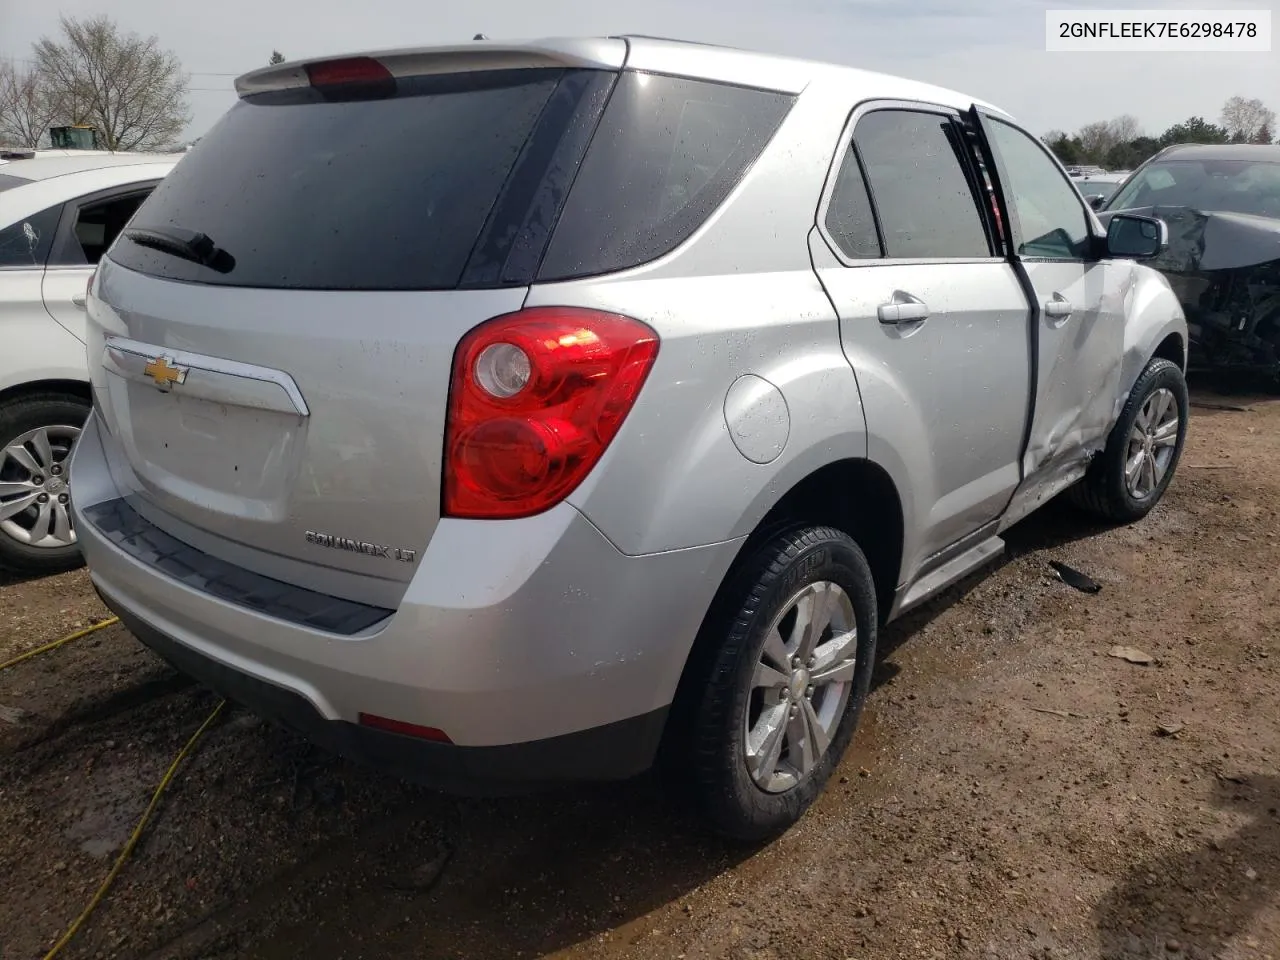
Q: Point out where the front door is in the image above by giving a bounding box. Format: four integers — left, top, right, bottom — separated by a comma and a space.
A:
812, 104, 1033, 577
971, 109, 1128, 498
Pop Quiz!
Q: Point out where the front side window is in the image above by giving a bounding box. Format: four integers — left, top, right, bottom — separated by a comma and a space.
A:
853, 109, 991, 259
0, 204, 62, 269
987, 120, 1091, 260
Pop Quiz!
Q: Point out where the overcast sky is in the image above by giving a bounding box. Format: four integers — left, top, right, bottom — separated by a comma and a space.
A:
2, 0, 1276, 143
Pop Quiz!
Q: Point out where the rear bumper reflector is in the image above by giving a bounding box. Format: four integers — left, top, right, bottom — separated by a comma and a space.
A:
358, 713, 452, 743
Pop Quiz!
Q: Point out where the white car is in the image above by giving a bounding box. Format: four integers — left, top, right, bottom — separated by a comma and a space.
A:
0, 152, 178, 574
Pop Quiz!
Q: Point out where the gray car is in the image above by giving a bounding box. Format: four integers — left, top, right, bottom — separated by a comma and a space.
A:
69, 36, 1188, 840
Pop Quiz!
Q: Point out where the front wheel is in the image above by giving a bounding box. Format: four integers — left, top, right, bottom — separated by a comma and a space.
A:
1068, 357, 1189, 523
686, 525, 878, 842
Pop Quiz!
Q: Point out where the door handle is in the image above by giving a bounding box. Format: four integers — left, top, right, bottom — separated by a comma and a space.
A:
877, 292, 930, 325
1044, 294, 1073, 318
71, 294, 87, 309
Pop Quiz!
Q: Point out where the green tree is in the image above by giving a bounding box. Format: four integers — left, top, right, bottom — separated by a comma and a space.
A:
1045, 131, 1083, 165
1252, 122, 1274, 145
1105, 136, 1159, 171
269, 50, 285, 64
1158, 116, 1229, 148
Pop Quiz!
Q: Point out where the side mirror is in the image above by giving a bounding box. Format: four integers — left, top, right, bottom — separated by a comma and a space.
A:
1087, 194, 1106, 209
1105, 213, 1166, 260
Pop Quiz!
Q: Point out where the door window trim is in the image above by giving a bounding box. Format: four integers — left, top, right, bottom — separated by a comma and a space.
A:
970, 112, 1105, 264
816, 98, 1005, 268
46, 180, 161, 270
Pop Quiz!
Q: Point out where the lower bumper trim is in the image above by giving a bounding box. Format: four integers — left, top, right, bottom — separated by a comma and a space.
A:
108, 600, 669, 795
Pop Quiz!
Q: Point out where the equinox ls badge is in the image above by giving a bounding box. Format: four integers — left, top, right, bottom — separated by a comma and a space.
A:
305, 530, 417, 563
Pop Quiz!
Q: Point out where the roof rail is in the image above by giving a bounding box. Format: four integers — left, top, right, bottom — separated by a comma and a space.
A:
613, 34, 744, 51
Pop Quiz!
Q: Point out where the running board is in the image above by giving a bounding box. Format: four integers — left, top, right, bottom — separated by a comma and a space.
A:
894, 536, 1006, 618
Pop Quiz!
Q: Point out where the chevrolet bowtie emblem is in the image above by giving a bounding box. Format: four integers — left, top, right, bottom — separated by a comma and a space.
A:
143, 356, 187, 390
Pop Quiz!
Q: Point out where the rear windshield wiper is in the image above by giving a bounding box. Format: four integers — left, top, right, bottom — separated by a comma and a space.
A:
124, 226, 235, 274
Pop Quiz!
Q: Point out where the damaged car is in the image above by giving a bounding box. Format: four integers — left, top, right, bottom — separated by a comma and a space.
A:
1098, 144, 1280, 376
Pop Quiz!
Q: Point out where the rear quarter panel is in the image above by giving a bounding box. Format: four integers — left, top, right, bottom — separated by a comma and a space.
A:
528, 83, 867, 557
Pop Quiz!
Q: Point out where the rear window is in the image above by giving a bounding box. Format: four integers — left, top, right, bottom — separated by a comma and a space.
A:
108, 68, 609, 290
537, 73, 795, 281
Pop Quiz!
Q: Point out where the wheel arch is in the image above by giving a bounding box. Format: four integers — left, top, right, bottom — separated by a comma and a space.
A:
659, 456, 904, 766
1117, 267, 1189, 420
0, 378, 92, 409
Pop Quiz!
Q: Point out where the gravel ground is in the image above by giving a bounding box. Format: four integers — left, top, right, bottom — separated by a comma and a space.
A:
2, 385, 1279, 960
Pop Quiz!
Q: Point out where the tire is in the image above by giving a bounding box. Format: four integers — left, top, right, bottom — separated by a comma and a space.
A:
0, 392, 91, 575
686, 525, 878, 842
1068, 357, 1188, 523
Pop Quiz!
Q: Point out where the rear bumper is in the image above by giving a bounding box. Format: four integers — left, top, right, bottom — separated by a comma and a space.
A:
108, 597, 667, 793
71, 412, 742, 784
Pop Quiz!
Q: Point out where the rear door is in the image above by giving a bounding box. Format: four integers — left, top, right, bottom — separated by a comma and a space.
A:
42, 183, 158, 343
812, 103, 1033, 571
87, 65, 617, 605
970, 108, 1126, 490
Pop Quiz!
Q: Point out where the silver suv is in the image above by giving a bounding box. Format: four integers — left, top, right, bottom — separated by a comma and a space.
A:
70, 36, 1188, 839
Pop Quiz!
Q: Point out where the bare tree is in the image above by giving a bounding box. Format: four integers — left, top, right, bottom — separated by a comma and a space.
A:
0, 60, 61, 148
1076, 121, 1117, 163
1220, 96, 1276, 143
33, 15, 190, 151
1107, 114, 1141, 143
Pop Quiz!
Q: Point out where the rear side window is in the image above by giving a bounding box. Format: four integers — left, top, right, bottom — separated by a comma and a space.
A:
537, 73, 794, 281
853, 109, 991, 259
108, 69, 606, 290
51, 189, 154, 266
824, 145, 882, 259
0, 203, 62, 269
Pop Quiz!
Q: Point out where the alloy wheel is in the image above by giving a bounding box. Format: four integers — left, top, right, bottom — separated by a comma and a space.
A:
1124, 386, 1179, 500
744, 581, 859, 793
0, 424, 81, 549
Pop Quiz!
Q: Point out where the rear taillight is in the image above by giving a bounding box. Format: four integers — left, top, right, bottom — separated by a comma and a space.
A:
443, 307, 660, 520
304, 57, 393, 88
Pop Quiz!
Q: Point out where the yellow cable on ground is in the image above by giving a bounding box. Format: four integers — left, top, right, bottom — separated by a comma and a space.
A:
0, 617, 120, 672
42, 698, 227, 960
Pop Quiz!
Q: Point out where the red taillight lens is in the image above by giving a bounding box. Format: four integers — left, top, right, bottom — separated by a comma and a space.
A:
304, 57, 393, 88
443, 307, 660, 519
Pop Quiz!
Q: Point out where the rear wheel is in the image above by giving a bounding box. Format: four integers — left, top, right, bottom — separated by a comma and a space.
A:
0, 393, 90, 575
1068, 357, 1188, 523
685, 525, 878, 841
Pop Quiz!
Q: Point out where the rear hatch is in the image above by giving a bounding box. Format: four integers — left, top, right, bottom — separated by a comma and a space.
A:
87, 49, 622, 605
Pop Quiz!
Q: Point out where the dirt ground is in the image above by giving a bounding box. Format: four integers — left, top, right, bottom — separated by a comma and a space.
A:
2, 383, 1280, 960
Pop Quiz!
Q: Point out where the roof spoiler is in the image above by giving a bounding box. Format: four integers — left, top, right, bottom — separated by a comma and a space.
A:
234, 38, 629, 97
